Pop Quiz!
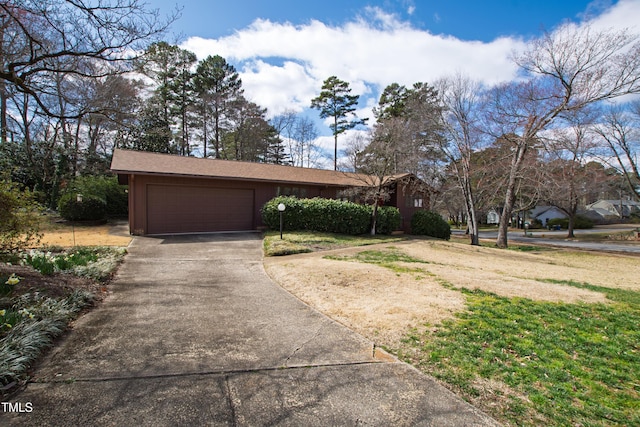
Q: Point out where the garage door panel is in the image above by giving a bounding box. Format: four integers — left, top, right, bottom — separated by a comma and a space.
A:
147, 185, 254, 234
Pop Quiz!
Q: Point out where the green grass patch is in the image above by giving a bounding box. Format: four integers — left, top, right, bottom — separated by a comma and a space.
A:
538, 279, 640, 306
399, 288, 640, 426
325, 248, 429, 273
263, 231, 405, 256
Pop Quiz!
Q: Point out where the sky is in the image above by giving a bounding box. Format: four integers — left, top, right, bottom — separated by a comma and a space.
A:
144, 0, 640, 165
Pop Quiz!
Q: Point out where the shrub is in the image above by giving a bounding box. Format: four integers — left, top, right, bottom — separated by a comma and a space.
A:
375, 206, 401, 235
411, 210, 451, 240
261, 196, 400, 235
547, 215, 594, 230
61, 175, 128, 218
0, 180, 42, 255
58, 193, 106, 221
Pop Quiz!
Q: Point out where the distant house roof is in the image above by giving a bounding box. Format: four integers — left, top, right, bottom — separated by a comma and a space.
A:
586, 199, 640, 217
111, 149, 410, 188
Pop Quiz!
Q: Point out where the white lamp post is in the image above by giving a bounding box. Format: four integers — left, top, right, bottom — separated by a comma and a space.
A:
277, 203, 286, 239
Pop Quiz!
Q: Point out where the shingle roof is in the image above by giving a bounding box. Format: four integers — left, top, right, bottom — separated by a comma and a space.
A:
110, 149, 400, 187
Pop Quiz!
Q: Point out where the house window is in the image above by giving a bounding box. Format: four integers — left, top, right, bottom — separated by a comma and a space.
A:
277, 186, 307, 197
406, 196, 423, 208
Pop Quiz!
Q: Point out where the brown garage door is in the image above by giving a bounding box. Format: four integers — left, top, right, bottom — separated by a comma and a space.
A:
146, 184, 254, 234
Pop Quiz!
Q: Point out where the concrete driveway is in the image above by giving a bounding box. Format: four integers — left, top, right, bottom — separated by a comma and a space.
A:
3, 233, 498, 426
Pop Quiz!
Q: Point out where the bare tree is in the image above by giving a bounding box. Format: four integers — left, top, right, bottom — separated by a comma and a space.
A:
348, 126, 397, 235
593, 102, 640, 199
539, 109, 600, 237
436, 74, 485, 245
0, 0, 176, 120
489, 23, 640, 248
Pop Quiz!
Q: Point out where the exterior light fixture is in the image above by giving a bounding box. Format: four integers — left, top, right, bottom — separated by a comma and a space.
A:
277, 203, 286, 239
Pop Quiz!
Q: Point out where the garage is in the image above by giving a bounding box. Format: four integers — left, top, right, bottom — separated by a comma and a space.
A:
146, 184, 254, 234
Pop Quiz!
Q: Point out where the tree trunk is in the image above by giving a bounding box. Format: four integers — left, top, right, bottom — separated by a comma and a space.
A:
370, 200, 378, 236
333, 115, 338, 171
459, 161, 479, 246
497, 138, 529, 248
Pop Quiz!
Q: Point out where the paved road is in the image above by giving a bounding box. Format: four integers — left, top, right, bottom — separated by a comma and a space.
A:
453, 225, 640, 254
2, 233, 498, 426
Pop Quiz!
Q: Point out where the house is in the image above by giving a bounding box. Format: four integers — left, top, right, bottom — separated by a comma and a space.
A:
486, 209, 500, 225
110, 149, 427, 235
528, 205, 568, 226
585, 199, 640, 219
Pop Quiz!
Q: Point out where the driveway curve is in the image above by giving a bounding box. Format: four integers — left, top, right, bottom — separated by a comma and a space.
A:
3, 233, 498, 426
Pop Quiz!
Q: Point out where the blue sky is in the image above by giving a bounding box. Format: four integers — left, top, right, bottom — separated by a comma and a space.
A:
156, 0, 603, 42
144, 0, 639, 165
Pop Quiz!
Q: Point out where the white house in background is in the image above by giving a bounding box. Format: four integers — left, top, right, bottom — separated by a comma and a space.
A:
585, 199, 640, 219
486, 209, 500, 224
528, 205, 568, 226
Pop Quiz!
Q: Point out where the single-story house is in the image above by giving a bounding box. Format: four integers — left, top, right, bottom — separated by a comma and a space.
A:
528, 205, 568, 226
585, 199, 640, 219
110, 149, 428, 235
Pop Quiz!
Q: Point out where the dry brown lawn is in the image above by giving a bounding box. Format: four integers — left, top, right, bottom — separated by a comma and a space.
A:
37, 222, 132, 248
264, 239, 640, 349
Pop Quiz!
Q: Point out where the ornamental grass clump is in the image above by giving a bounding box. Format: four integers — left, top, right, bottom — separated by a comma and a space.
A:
0, 290, 94, 389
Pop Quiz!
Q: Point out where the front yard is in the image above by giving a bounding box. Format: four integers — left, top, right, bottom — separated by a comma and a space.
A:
3, 223, 638, 425
264, 236, 640, 426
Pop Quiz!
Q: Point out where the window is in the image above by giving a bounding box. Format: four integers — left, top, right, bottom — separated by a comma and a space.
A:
406, 196, 423, 208
277, 186, 308, 197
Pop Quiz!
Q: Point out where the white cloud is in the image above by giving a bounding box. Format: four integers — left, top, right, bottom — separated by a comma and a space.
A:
585, 0, 640, 32
182, 9, 524, 120
179, 1, 639, 167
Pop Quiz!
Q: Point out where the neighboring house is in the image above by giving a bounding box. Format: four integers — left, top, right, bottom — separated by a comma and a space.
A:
110, 149, 427, 235
486, 209, 500, 225
585, 199, 640, 219
528, 205, 568, 226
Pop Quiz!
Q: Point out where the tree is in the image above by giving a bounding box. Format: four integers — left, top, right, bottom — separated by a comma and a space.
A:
194, 55, 243, 158
311, 76, 367, 170
489, 23, 640, 248
435, 74, 485, 245
138, 42, 198, 155
168, 49, 197, 156
593, 103, 640, 199
223, 97, 274, 161
271, 111, 319, 167
0, 179, 41, 254
128, 100, 174, 153
345, 128, 395, 235
0, 0, 175, 120
539, 109, 599, 237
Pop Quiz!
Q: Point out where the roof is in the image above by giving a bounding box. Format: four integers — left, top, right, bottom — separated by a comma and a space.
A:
529, 205, 567, 219
110, 149, 409, 187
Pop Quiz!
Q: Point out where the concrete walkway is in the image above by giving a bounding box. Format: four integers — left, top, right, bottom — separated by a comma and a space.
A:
3, 233, 498, 426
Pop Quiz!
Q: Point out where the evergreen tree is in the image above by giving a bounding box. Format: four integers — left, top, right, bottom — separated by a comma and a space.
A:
311, 76, 367, 170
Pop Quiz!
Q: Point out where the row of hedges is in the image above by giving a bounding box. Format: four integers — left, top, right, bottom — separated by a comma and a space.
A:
262, 196, 451, 239
261, 196, 401, 235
